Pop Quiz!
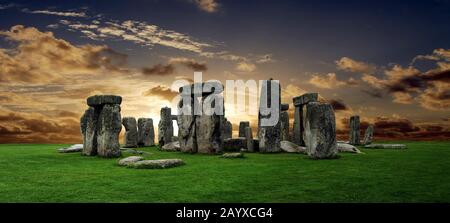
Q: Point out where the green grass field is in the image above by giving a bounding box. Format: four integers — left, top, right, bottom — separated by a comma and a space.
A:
0, 141, 449, 203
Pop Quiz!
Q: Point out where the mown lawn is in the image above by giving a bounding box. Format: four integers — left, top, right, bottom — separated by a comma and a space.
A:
0, 141, 449, 202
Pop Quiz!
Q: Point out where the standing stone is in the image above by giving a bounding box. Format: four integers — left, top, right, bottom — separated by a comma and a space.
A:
122, 117, 138, 148
177, 96, 198, 153
349, 116, 360, 145
80, 107, 98, 156
292, 93, 318, 146
81, 95, 122, 158
258, 79, 281, 153
195, 94, 223, 154
177, 82, 225, 154
280, 111, 289, 141
137, 118, 154, 147
363, 124, 374, 145
303, 102, 337, 159
96, 104, 122, 157
158, 107, 174, 146
245, 127, 254, 152
221, 118, 232, 140
239, 121, 250, 137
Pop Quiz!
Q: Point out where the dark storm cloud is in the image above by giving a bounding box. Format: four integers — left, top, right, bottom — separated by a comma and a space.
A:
141, 64, 175, 76
142, 85, 179, 101
328, 99, 348, 111
361, 89, 383, 98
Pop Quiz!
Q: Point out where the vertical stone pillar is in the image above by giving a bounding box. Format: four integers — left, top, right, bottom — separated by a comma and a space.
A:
304, 102, 337, 159
280, 103, 289, 141
177, 82, 225, 154
97, 104, 122, 157
258, 79, 282, 153
122, 117, 138, 148
292, 93, 318, 146
81, 95, 122, 158
221, 117, 232, 140
349, 115, 360, 145
245, 127, 254, 152
363, 124, 374, 145
138, 118, 155, 147
158, 107, 174, 146
238, 121, 250, 137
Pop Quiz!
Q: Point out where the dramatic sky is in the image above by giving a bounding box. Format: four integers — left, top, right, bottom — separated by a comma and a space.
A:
0, 0, 449, 143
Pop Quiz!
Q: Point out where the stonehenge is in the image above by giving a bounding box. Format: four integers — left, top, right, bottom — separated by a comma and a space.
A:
349, 115, 360, 145
80, 95, 122, 158
78, 80, 377, 160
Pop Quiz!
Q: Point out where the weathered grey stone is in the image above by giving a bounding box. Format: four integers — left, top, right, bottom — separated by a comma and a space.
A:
221, 152, 244, 158
81, 107, 98, 156
130, 159, 185, 169
292, 105, 302, 145
158, 107, 174, 146
364, 144, 406, 149
58, 144, 83, 153
118, 156, 144, 166
337, 143, 361, 153
137, 118, 155, 147
280, 111, 289, 141
280, 141, 306, 153
304, 102, 337, 159
96, 104, 122, 158
177, 103, 197, 153
122, 117, 138, 148
195, 95, 223, 154
292, 93, 319, 146
223, 137, 246, 152
221, 118, 232, 140
87, 95, 122, 106
177, 82, 226, 154
258, 79, 282, 153
293, 93, 318, 106
245, 127, 255, 152
349, 116, 360, 145
239, 121, 250, 137
161, 141, 180, 152
195, 114, 222, 154
363, 124, 374, 145
281, 103, 289, 111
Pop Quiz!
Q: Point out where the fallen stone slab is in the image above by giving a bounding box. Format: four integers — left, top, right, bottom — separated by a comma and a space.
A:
118, 156, 144, 166
221, 153, 244, 158
364, 144, 407, 149
58, 144, 83, 153
161, 141, 180, 152
280, 141, 306, 154
337, 143, 361, 153
130, 159, 185, 169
